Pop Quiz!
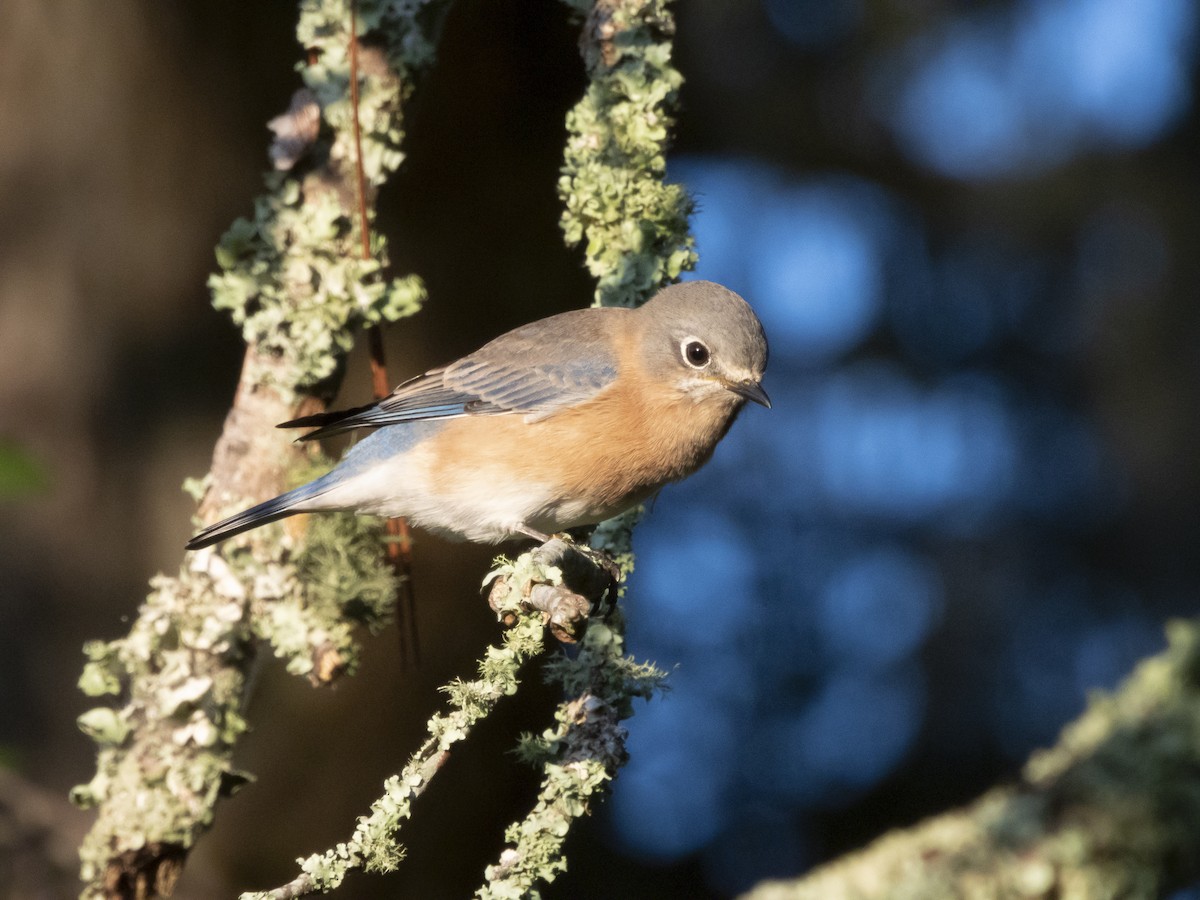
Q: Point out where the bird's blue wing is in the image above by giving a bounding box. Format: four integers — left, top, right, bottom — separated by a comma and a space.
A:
280, 308, 622, 440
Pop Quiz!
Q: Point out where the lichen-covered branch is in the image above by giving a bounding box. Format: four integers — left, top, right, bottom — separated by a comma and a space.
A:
488, 538, 620, 642
741, 619, 1200, 900
478, 610, 667, 900
75, 0, 694, 895
470, 2, 699, 894
73, 2, 449, 896
473, 516, 649, 899
558, 0, 697, 309
246, 544, 605, 899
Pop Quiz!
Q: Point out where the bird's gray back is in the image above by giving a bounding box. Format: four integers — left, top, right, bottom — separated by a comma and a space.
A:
445, 307, 627, 418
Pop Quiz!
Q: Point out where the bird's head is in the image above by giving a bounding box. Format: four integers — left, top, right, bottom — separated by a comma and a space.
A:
640, 280, 770, 409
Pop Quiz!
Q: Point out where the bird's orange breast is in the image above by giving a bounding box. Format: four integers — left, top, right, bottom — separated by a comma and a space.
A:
422, 328, 741, 525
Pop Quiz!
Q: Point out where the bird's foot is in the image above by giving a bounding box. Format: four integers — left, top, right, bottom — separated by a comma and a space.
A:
522, 534, 618, 620
514, 524, 622, 587
544, 532, 622, 588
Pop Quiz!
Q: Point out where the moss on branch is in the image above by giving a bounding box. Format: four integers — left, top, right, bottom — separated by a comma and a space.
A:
244, 553, 564, 899
741, 619, 1200, 900
479, 616, 667, 900
558, 0, 697, 309
73, 2, 449, 897
208, 1, 442, 390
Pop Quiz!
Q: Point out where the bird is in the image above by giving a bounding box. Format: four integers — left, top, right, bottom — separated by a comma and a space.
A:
186, 280, 770, 551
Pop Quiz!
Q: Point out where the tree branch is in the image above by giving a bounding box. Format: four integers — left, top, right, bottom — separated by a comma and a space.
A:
472, 0, 701, 891
76, 0, 699, 896
558, 0, 697, 309
242, 569, 556, 899
72, 2, 448, 896
741, 619, 1200, 900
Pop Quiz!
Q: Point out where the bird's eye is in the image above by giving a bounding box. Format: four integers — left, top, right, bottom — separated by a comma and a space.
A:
682, 339, 711, 369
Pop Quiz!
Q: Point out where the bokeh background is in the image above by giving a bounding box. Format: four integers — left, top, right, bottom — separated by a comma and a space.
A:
2, 0, 1198, 897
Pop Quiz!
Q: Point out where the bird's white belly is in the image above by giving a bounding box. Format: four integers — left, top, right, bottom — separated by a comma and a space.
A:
309, 451, 564, 543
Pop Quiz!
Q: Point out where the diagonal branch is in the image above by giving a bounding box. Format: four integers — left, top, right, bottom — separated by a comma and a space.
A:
741, 619, 1200, 900
244, 547, 591, 899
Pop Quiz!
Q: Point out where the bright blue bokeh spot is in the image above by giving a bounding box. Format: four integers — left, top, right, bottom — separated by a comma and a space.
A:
756, 665, 926, 804
673, 160, 908, 364
880, 0, 1196, 177
610, 691, 742, 859
629, 512, 757, 651
817, 547, 943, 669
748, 187, 886, 363
675, 159, 765, 290
814, 366, 1019, 524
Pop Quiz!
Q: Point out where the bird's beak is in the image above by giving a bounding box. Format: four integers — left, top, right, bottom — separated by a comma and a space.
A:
730, 379, 771, 408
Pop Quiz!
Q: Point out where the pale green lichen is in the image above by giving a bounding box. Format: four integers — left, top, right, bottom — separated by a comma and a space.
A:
479, 758, 613, 899
545, 619, 666, 714
242, 605, 549, 899
73, 568, 256, 892
558, 0, 697, 309
181, 494, 397, 682
207, 0, 444, 389
208, 175, 426, 389
78, 640, 124, 699
480, 614, 667, 900
252, 509, 399, 679
76, 2, 448, 895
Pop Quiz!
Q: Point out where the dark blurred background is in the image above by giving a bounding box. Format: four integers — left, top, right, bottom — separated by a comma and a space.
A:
2, 0, 1197, 897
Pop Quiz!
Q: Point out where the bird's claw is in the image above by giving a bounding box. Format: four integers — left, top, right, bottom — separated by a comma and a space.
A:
531, 535, 621, 610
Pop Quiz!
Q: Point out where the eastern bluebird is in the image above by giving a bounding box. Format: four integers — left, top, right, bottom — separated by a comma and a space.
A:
186, 280, 769, 550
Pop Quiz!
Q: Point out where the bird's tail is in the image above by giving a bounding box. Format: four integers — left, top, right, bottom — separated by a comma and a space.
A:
185, 477, 336, 550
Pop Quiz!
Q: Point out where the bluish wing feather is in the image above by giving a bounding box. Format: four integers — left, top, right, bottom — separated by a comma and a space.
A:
281, 307, 623, 440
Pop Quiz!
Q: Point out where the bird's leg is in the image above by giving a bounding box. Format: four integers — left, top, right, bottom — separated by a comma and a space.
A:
511, 531, 615, 610
515, 523, 554, 543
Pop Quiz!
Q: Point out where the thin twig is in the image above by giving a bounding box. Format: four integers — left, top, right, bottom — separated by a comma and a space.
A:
347, 0, 371, 262
243, 562, 560, 900
349, 0, 421, 665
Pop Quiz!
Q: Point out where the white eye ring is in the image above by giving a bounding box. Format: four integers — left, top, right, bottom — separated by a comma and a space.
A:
680, 337, 711, 369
